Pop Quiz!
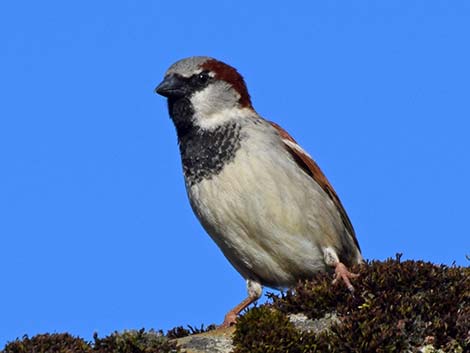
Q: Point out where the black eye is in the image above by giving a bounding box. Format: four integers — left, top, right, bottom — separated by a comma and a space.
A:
196, 71, 210, 84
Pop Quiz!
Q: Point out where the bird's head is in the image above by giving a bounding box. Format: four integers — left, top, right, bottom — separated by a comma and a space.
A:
155, 56, 253, 131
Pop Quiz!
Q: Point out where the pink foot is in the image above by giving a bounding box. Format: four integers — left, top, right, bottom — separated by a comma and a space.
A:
332, 262, 359, 292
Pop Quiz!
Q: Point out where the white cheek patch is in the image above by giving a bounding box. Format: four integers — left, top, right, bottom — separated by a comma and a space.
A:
190, 86, 225, 119
190, 83, 247, 130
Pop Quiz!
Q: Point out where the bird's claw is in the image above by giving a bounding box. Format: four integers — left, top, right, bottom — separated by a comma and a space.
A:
332, 262, 359, 292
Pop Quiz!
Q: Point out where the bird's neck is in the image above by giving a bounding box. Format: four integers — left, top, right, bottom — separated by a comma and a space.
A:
168, 98, 242, 186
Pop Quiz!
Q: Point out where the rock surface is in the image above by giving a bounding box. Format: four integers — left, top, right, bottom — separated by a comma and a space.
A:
173, 326, 235, 353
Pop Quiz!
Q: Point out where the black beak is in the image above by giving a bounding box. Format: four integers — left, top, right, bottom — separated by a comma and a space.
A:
155, 74, 187, 98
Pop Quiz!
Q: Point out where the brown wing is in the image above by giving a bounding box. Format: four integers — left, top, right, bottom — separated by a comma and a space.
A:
269, 121, 360, 251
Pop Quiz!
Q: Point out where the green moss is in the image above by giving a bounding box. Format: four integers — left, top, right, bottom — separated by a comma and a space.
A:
235, 255, 470, 352
233, 306, 304, 353
92, 329, 178, 353
2, 257, 468, 352
3, 333, 92, 353
3, 330, 178, 353
166, 324, 217, 339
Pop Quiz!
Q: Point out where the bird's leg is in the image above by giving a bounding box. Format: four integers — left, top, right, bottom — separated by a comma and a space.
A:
323, 247, 359, 292
220, 280, 262, 328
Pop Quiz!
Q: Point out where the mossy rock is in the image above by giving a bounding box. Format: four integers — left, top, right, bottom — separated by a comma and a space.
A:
92, 329, 178, 353
2, 333, 92, 353
2, 256, 469, 353
233, 255, 470, 352
3, 330, 179, 353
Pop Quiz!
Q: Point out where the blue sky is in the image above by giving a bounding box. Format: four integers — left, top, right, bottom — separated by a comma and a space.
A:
1, 0, 469, 347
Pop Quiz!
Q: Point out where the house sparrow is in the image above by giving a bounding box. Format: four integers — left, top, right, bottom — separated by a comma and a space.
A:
155, 56, 363, 327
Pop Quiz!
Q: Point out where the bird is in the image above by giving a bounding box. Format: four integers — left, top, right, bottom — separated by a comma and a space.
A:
155, 56, 363, 328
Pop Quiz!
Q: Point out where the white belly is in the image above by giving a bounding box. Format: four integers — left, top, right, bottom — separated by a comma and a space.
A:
186, 137, 342, 288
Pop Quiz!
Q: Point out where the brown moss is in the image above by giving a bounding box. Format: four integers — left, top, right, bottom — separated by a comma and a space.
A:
3, 330, 178, 353
235, 255, 470, 352
3, 333, 92, 353
92, 329, 178, 353
232, 306, 306, 353
166, 324, 216, 340
2, 256, 468, 352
